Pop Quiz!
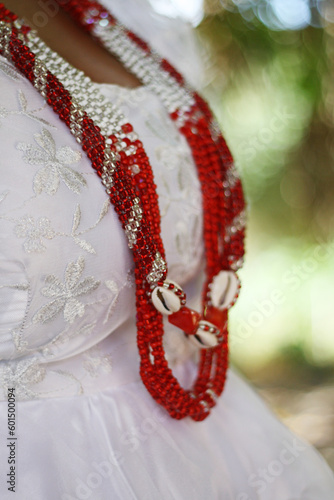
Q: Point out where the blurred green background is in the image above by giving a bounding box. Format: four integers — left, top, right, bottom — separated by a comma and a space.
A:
196, 0, 334, 370
200, 0, 334, 470
155, 0, 334, 470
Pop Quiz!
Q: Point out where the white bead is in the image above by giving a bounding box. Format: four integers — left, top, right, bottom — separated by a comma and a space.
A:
189, 321, 220, 349
210, 270, 239, 310
151, 281, 182, 315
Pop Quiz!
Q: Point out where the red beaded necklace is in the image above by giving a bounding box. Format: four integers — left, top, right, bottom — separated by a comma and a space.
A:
0, 1, 245, 420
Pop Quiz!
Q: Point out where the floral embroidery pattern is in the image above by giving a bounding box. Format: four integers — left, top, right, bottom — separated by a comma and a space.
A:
0, 282, 29, 291
3, 200, 110, 255
0, 190, 9, 205
40, 320, 97, 361
0, 104, 7, 120
0, 57, 204, 400
104, 270, 135, 324
17, 128, 85, 195
69, 200, 110, 254
33, 256, 100, 324
14, 215, 55, 253
0, 358, 46, 399
145, 108, 179, 145
0, 357, 84, 399
0, 58, 23, 81
0, 88, 55, 128
83, 345, 113, 378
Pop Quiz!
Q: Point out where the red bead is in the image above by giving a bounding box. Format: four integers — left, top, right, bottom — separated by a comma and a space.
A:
121, 123, 133, 133
203, 306, 228, 330
168, 307, 201, 335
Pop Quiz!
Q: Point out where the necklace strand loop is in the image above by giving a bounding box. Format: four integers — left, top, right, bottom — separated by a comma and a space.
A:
0, 1, 246, 420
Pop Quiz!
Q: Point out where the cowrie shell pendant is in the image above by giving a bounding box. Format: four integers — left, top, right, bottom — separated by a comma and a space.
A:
210, 270, 240, 310
151, 280, 185, 315
189, 320, 222, 349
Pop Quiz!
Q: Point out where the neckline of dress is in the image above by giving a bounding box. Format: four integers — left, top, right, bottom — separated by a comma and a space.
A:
5, 10, 145, 93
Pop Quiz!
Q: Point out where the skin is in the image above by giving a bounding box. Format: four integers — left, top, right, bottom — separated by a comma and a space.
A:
2, 0, 142, 87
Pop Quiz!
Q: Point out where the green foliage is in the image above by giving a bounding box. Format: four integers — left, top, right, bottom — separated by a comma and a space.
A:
197, 5, 334, 367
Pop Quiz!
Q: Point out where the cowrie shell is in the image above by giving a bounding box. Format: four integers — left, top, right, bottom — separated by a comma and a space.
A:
151, 280, 182, 315
189, 321, 220, 349
210, 270, 239, 310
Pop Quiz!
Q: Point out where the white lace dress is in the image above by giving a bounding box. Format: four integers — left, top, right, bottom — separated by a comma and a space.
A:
0, 3, 334, 499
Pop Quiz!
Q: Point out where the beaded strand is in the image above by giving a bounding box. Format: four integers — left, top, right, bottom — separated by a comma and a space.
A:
0, 2, 245, 420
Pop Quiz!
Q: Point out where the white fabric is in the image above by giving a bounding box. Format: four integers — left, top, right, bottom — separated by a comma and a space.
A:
98, 0, 206, 89
0, 58, 203, 397
0, 2, 334, 498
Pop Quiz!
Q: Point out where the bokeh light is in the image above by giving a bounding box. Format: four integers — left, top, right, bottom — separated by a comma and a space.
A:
271, 0, 311, 30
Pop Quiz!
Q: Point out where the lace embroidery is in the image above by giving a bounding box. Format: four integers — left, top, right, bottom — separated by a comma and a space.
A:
0, 357, 85, 399
33, 256, 100, 324
0, 190, 9, 207
3, 199, 110, 255
0, 282, 29, 291
83, 345, 113, 378
68, 200, 110, 254
11, 282, 31, 354
0, 104, 7, 120
0, 43, 203, 399
99, 84, 148, 111
145, 108, 180, 146
14, 215, 55, 253
17, 128, 85, 195
0, 89, 55, 128
0, 271, 30, 355
0, 58, 23, 81
41, 321, 97, 360
104, 270, 134, 323
0, 358, 46, 399
11, 327, 29, 353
